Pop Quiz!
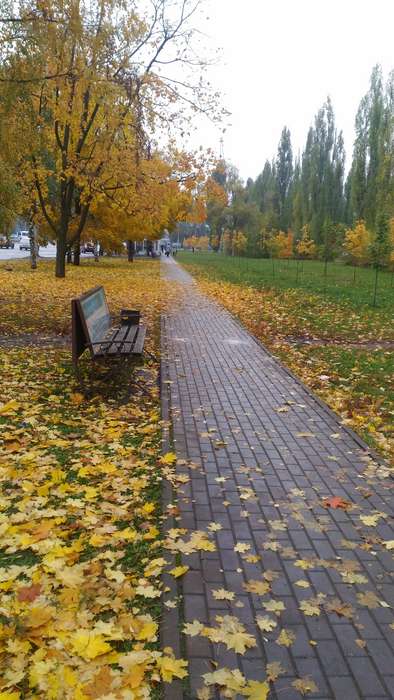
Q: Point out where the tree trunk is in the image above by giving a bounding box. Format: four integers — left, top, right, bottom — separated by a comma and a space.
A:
127, 240, 135, 262
56, 234, 67, 278
372, 266, 379, 307
66, 248, 72, 263
28, 222, 37, 270
73, 235, 81, 265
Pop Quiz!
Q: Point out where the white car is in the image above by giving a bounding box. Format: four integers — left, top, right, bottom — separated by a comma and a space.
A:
19, 235, 31, 250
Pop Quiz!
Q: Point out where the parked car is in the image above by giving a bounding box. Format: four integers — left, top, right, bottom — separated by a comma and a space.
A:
80, 242, 95, 253
0, 235, 14, 249
19, 235, 31, 250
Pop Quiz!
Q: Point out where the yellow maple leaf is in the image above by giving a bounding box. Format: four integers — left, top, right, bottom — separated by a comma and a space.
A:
71, 631, 112, 660
156, 656, 188, 682
234, 542, 251, 553
0, 693, 21, 700
292, 676, 319, 695
161, 452, 177, 465
256, 615, 277, 632
244, 680, 270, 699
243, 580, 270, 595
299, 599, 321, 616
276, 628, 296, 647
169, 565, 189, 578
360, 514, 382, 527
134, 620, 158, 641
70, 392, 85, 406
0, 400, 20, 415
183, 620, 204, 636
262, 599, 285, 615
24, 605, 54, 629
212, 588, 235, 601
56, 566, 85, 588
295, 580, 310, 588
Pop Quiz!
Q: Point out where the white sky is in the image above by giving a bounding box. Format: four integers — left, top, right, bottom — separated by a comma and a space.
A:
192, 0, 394, 181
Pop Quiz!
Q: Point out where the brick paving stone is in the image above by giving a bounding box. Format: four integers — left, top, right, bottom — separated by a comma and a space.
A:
161, 258, 394, 699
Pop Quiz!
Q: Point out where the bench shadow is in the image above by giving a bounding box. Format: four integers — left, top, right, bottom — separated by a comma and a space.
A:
72, 355, 159, 405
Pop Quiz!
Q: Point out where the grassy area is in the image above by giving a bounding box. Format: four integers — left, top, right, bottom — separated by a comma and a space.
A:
177, 252, 394, 310
177, 252, 394, 464
0, 258, 187, 698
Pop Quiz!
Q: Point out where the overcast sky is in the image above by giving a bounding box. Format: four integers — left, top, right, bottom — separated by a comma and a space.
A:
194, 0, 394, 181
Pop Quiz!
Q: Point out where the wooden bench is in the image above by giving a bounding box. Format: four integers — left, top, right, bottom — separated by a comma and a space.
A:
71, 286, 146, 366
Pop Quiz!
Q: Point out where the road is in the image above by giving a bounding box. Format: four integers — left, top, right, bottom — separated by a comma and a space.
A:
0, 244, 94, 261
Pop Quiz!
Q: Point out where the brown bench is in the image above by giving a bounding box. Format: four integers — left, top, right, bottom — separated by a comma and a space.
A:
71, 286, 146, 366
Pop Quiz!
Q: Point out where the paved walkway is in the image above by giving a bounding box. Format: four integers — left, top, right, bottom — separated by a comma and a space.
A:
161, 257, 394, 700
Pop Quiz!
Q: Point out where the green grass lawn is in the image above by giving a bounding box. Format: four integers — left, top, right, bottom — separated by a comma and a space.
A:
177, 252, 394, 309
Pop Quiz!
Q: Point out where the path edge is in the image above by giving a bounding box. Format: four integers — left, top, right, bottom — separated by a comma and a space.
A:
160, 314, 184, 700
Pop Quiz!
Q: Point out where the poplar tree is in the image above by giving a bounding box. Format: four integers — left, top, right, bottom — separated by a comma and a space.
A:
275, 126, 293, 231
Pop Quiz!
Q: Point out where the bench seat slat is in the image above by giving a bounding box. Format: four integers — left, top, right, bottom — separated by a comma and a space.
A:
131, 326, 146, 355
120, 325, 139, 354
107, 325, 129, 355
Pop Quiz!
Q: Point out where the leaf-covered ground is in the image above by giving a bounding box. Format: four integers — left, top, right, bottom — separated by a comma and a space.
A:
177, 258, 394, 465
0, 259, 188, 698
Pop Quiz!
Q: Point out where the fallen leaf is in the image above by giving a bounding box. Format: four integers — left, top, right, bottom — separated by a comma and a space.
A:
292, 676, 319, 695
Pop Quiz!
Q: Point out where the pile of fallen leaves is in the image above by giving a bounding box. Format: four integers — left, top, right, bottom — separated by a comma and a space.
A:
0, 259, 187, 698
0, 258, 167, 339
179, 270, 394, 465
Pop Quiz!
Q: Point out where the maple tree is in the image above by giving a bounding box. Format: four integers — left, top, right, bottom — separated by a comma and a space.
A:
343, 220, 372, 265
0, 0, 221, 277
296, 224, 316, 259
184, 234, 209, 251
232, 230, 248, 255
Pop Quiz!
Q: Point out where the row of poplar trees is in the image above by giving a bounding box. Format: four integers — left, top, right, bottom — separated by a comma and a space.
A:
209, 65, 393, 258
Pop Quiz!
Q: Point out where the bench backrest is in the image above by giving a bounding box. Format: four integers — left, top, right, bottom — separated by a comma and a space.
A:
72, 286, 111, 364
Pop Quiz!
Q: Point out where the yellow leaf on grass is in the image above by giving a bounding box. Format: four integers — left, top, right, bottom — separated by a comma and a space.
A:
70, 392, 85, 406
134, 621, 158, 641
56, 566, 85, 588
71, 631, 112, 660
25, 606, 54, 629
0, 400, 20, 415
161, 452, 177, 465
169, 565, 189, 578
